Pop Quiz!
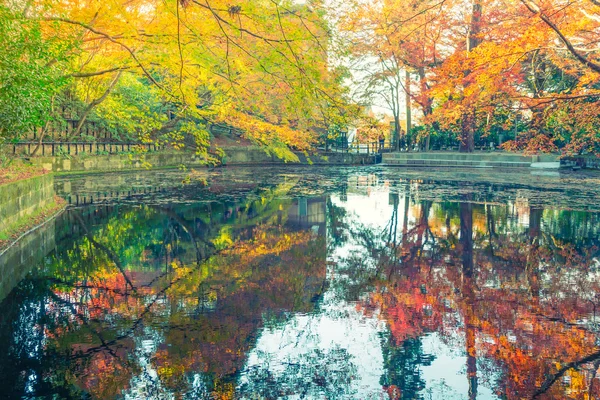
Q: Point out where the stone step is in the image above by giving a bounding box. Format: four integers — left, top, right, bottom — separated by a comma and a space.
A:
382, 153, 533, 162
383, 152, 559, 161
382, 159, 532, 168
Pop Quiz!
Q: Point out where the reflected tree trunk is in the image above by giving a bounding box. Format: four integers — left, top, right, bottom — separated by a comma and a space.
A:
402, 191, 410, 244
460, 201, 477, 399
73, 212, 138, 293
415, 201, 432, 257
486, 204, 496, 256
384, 193, 400, 281
527, 207, 543, 305
389, 193, 399, 262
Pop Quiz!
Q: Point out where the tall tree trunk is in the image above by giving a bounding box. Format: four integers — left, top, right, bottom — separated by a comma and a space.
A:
418, 67, 433, 151
394, 113, 401, 152
460, 111, 476, 152
460, 0, 483, 153
467, 1, 482, 52
405, 70, 412, 151
529, 55, 548, 147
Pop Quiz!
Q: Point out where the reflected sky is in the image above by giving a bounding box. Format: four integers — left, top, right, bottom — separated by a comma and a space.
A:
1, 167, 600, 399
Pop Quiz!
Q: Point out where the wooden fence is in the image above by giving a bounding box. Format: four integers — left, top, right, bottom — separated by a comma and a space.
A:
10, 142, 161, 156
64, 187, 167, 207
324, 140, 394, 154
24, 119, 125, 143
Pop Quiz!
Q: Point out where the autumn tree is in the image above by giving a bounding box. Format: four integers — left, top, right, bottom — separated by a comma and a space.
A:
1, 0, 357, 160
337, 0, 600, 155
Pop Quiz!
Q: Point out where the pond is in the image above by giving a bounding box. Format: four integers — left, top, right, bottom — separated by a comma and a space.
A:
1, 166, 600, 399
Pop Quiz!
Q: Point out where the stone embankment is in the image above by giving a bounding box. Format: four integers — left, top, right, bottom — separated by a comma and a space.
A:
560, 156, 600, 170
18, 148, 375, 174
0, 174, 62, 301
0, 174, 55, 234
0, 217, 56, 302
382, 152, 560, 168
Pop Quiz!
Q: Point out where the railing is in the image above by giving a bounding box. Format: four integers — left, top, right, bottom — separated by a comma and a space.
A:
21, 120, 237, 144
23, 118, 120, 143
323, 140, 502, 153
9, 142, 162, 156
323, 140, 394, 154
430, 144, 501, 152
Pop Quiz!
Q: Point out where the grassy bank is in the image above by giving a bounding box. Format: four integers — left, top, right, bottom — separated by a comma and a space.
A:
0, 161, 50, 186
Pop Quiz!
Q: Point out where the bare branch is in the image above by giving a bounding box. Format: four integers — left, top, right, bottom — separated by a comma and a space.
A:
70, 66, 132, 78
41, 17, 168, 90
70, 71, 123, 139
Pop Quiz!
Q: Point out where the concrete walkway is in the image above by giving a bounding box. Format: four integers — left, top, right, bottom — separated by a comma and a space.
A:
382, 152, 560, 168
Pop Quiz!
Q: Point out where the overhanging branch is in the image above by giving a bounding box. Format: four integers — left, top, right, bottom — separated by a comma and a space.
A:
520, 0, 600, 74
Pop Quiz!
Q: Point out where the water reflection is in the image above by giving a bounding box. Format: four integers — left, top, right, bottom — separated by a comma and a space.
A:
1, 168, 600, 399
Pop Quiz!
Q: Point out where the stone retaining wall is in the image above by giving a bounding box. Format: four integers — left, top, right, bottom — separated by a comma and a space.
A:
34, 152, 205, 173
0, 174, 55, 234
21, 148, 375, 174
0, 214, 56, 302
223, 147, 376, 165
382, 152, 559, 168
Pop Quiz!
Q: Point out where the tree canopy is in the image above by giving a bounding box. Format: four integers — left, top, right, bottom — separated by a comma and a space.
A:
1, 0, 357, 160
1, 0, 600, 156
337, 0, 600, 154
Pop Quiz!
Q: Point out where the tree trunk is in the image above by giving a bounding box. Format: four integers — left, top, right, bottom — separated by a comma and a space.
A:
529, 55, 548, 146
405, 69, 412, 151
418, 67, 433, 151
31, 121, 51, 156
460, 112, 476, 152
394, 114, 401, 152
460, 0, 483, 153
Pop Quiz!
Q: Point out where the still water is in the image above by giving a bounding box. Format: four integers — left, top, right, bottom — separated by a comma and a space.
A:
1, 166, 600, 399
